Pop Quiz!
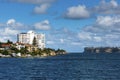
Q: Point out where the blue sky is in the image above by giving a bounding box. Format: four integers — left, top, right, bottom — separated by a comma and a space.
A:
0, 0, 120, 52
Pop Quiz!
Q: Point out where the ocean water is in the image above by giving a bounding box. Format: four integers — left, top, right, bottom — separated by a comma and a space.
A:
0, 53, 120, 80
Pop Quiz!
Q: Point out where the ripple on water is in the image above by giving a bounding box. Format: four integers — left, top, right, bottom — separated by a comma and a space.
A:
0, 53, 120, 80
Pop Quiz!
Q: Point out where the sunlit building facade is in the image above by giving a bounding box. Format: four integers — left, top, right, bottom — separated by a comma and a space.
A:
17, 31, 45, 49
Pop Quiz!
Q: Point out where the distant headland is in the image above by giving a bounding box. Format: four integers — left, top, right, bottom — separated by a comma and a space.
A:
84, 47, 120, 53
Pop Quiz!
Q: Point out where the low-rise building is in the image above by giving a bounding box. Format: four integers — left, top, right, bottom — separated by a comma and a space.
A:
0, 43, 11, 50
15, 42, 25, 50
25, 44, 38, 52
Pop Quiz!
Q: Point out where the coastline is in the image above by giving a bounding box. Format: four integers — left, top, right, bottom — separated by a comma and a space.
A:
0, 52, 67, 58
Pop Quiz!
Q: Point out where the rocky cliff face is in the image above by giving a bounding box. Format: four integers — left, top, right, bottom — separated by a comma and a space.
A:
84, 47, 120, 53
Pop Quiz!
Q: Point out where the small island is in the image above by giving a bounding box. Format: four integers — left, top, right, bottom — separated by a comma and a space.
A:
0, 40, 66, 58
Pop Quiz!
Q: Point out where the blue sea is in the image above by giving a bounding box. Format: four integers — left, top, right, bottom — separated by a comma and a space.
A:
0, 53, 120, 80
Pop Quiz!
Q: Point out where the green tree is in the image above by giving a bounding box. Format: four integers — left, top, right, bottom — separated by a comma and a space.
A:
42, 48, 51, 55
10, 46, 19, 53
2, 50, 9, 55
35, 48, 42, 55
32, 37, 37, 46
7, 40, 13, 44
0, 42, 2, 47
20, 47, 28, 54
56, 48, 66, 54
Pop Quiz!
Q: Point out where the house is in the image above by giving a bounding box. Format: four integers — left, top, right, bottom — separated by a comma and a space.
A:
15, 42, 39, 52
0, 43, 11, 50
25, 44, 38, 52
15, 42, 25, 50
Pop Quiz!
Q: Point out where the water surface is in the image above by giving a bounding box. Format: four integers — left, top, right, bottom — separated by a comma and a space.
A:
0, 53, 120, 80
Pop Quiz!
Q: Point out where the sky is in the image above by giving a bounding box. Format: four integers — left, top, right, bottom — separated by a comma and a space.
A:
0, 0, 120, 52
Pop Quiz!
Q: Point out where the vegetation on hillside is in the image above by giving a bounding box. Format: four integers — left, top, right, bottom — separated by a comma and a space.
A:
0, 41, 67, 57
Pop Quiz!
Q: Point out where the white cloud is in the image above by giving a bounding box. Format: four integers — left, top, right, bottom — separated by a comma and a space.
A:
0, 19, 27, 42
93, 37, 102, 42
96, 16, 120, 27
71, 42, 82, 46
0, 36, 12, 42
93, 0, 120, 14
63, 0, 120, 20
78, 32, 92, 40
0, 27, 20, 42
64, 5, 90, 19
77, 15, 120, 47
4, 28, 19, 36
110, 0, 118, 7
60, 39, 64, 43
96, 16, 113, 26
34, 4, 50, 14
0, 27, 19, 36
11, 0, 55, 4
7, 19, 16, 25
11, 0, 55, 14
0, 19, 51, 42
0, 18, 26, 30
5, 19, 27, 30
46, 41, 54, 44
34, 20, 51, 30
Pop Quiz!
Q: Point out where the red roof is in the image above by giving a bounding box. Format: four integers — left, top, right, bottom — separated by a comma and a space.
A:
16, 42, 25, 45
1, 43, 11, 48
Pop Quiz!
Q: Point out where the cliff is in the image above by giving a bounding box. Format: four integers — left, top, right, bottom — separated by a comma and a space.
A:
84, 47, 120, 53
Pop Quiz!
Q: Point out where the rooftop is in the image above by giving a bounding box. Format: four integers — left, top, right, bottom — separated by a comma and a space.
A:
27, 30, 35, 34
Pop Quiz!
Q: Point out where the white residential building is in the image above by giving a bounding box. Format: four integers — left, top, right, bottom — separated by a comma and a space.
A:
17, 30, 45, 49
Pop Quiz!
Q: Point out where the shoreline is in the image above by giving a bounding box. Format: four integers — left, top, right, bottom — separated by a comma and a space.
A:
0, 52, 67, 58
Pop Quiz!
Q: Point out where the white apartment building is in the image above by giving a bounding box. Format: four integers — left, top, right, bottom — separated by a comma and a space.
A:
17, 31, 45, 49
